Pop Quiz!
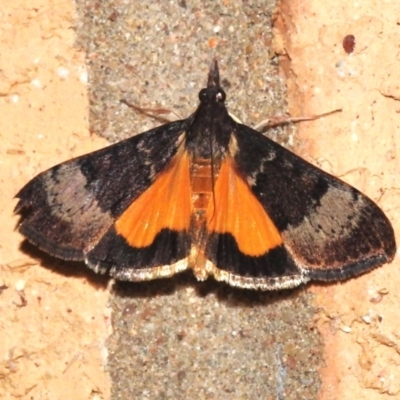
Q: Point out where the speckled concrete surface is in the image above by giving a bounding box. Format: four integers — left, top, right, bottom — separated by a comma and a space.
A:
108, 279, 321, 399
75, 0, 292, 146
74, 1, 323, 398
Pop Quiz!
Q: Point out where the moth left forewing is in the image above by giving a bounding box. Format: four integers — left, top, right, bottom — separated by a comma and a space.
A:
232, 124, 395, 283
15, 120, 190, 271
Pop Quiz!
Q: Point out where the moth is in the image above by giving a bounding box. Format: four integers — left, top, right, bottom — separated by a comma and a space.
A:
15, 60, 396, 290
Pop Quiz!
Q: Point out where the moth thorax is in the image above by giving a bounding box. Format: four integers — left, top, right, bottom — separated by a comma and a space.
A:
190, 156, 221, 226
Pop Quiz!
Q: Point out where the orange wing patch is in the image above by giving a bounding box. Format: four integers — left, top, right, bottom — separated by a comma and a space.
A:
116, 150, 191, 247
206, 158, 282, 256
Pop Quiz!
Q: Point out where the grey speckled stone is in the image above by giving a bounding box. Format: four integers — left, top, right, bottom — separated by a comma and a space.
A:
74, 1, 322, 398
109, 276, 321, 399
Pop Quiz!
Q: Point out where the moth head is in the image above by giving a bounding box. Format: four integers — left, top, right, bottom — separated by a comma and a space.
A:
198, 87, 226, 104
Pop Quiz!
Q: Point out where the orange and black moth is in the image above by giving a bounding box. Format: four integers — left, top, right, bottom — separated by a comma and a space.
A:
15, 60, 396, 290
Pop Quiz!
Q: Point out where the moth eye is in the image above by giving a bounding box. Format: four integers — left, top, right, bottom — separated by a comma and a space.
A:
198, 88, 226, 103
216, 89, 226, 102
198, 88, 208, 101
